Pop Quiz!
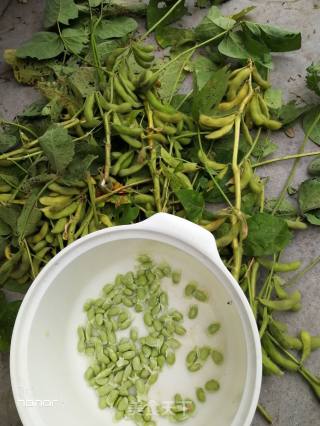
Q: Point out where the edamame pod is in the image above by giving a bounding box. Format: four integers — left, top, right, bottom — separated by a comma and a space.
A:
155, 111, 184, 124
301, 330, 312, 362
197, 150, 226, 171
30, 221, 49, 244
205, 122, 234, 140
52, 217, 68, 234
249, 95, 265, 126
218, 83, 249, 111
41, 202, 78, 220
112, 123, 143, 138
199, 113, 236, 128
145, 91, 176, 114
83, 93, 101, 128
39, 195, 72, 208
132, 44, 154, 63
262, 348, 284, 376
118, 161, 147, 177
227, 67, 251, 100
105, 47, 127, 70
252, 67, 271, 89
262, 334, 299, 372
48, 183, 80, 195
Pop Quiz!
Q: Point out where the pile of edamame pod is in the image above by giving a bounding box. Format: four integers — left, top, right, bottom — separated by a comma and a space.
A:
1, 0, 320, 422
78, 255, 223, 424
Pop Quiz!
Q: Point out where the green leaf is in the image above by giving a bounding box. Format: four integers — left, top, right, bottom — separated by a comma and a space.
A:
39, 127, 75, 173
192, 55, 217, 91
17, 189, 42, 239
252, 137, 278, 159
155, 26, 195, 49
66, 154, 99, 179
0, 220, 10, 236
4, 279, 30, 294
264, 198, 297, 218
242, 193, 259, 215
303, 107, 320, 145
68, 66, 99, 97
195, 6, 235, 41
213, 133, 249, 163
243, 21, 301, 53
244, 213, 292, 257
218, 32, 249, 61
43, 0, 78, 28
298, 178, 320, 214
192, 66, 229, 118
16, 32, 64, 60
278, 101, 311, 125
61, 28, 88, 54
306, 62, 320, 96
147, 0, 188, 30
0, 206, 20, 233
157, 53, 190, 104
0, 296, 22, 352
0, 133, 18, 154
96, 17, 138, 40
264, 88, 282, 111
115, 205, 139, 225
176, 189, 205, 222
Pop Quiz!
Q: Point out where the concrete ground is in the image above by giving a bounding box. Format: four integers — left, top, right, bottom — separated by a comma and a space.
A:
0, 0, 320, 425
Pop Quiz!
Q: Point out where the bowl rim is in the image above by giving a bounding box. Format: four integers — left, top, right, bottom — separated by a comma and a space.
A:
10, 215, 262, 426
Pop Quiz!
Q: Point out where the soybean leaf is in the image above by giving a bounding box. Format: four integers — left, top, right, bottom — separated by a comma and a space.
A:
306, 62, 320, 96
17, 189, 42, 239
96, 17, 138, 40
192, 55, 217, 91
192, 66, 229, 118
242, 193, 259, 215
0, 206, 20, 232
16, 32, 64, 60
298, 178, 320, 214
3, 279, 29, 294
43, 0, 78, 28
213, 133, 249, 163
0, 133, 18, 154
195, 6, 236, 41
0, 221, 10, 236
264, 198, 297, 218
252, 137, 278, 159
0, 295, 22, 352
147, 0, 188, 30
304, 211, 320, 226
68, 66, 99, 97
66, 154, 99, 179
278, 101, 311, 125
39, 127, 75, 173
176, 189, 205, 222
115, 205, 139, 225
244, 213, 292, 257
264, 88, 282, 111
101, 0, 147, 17
243, 22, 301, 52
218, 32, 249, 61
303, 107, 320, 145
61, 28, 88, 55
157, 53, 190, 104
156, 26, 195, 48
20, 100, 48, 118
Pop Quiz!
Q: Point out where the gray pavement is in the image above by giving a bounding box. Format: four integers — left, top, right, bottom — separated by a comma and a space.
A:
0, 0, 319, 425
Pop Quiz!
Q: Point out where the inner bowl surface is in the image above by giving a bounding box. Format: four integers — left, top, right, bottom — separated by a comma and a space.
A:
11, 227, 259, 426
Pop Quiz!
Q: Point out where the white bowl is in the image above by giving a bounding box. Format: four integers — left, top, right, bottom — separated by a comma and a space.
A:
10, 213, 261, 426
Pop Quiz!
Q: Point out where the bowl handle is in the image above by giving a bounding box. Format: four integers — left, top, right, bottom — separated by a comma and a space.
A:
134, 213, 224, 268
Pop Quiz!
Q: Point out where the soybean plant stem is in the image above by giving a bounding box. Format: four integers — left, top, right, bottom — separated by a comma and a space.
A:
0, 119, 38, 139
140, 0, 184, 41
272, 111, 320, 215
253, 150, 320, 168
103, 112, 112, 183
145, 102, 162, 212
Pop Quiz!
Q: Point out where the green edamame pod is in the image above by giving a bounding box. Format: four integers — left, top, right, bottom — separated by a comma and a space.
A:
118, 63, 136, 92
112, 123, 143, 138
241, 117, 253, 145
83, 93, 101, 128
249, 175, 263, 194
41, 202, 78, 220
111, 151, 134, 176
48, 183, 80, 195
249, 95, 265, 126
257, 94, 270, 119
39, 195, 72, 209
301, 330, 312, 363
199, 113, 236, 129
96, 92, 133, 113
68, 200, 85, 244
252, 67, 271, 89
229, 160, 252, 192
118, 161, 147, 177
216, 223, 240, 248
114, 77, 140, 107
30, 221, 49, 244
263, 118, 282, 130
268, 320, 302, 351
155, 111, 184, 124
105, 47, 127, 70
227, 67, 251, 101
262, 348, 284, 376
10, 249, 29, 279
153, 116, 177, 136
259, 290, 301, 311
198, 150, 226, 171
262, 334, 299, 372
52, 217, 68, 234
258, 258, 301, 272
138, 70, 159, 91
31, 240, 47, 253
145, 91, 176, 114
311, 336, 320, 350
218, 83, 249, 111
0, 184, 11, 193
205, 122, 234, 140
132, 44, 154, 63
131, 194, 155, 205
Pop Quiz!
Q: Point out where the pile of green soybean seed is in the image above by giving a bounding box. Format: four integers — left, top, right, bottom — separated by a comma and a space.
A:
78, 255, 224, 424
